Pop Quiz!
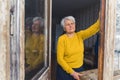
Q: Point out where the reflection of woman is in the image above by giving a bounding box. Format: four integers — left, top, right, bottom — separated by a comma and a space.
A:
25, 17, 33, 42
25, 17, 44, 73
56, 16, 100, 80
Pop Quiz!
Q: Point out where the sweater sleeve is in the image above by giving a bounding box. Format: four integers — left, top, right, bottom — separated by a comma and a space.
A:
57, 37, 74, 74
77, 19, 100, 40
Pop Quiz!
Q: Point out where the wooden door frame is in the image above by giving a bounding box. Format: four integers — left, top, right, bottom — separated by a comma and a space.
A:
98, 0, 106, 79
98, 0, 116, 80
2, 0, 117, 79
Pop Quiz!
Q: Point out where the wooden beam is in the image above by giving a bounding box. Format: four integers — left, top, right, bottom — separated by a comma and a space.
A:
10, 0, 24, 80
98, 0, 106, 80
80, 69, 98, 80
0, 0, 10, 80
19, 0, 25, 80
103, 0, 116, 79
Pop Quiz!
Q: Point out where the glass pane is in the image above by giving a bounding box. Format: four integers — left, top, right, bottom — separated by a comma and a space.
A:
25, 0, 45, 79
114, 0, 120, 76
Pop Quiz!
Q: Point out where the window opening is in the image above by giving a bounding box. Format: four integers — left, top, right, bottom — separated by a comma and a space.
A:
52, 0, 100, 80
25, 0, 47, 79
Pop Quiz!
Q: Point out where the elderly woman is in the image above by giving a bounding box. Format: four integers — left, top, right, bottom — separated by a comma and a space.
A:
25, 17, 44, 74
56, 16, 100, 80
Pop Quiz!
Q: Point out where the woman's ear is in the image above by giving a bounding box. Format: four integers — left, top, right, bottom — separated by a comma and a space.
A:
63, 27, 66, 31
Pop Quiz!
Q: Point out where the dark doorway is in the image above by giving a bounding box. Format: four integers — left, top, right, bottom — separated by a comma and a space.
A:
51, 0, 100, 80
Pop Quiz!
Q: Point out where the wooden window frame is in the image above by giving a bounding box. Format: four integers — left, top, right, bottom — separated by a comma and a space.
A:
7, 0, 118, 80
9, 0, 52, 80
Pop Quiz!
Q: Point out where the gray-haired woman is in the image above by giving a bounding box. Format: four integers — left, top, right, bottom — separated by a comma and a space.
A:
56, 16, 100, 80
25, 17, 44, 78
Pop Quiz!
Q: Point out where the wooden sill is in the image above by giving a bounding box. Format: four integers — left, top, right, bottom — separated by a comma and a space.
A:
79, 69, 98, 80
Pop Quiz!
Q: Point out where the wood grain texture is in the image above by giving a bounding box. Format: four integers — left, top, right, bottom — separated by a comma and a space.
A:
103, 0, 116, 80
10, 0, 25, 80
80, 69, 98, 80
0, 0, 10, 80
98, 0, 106, 80
19, 0, 25, 80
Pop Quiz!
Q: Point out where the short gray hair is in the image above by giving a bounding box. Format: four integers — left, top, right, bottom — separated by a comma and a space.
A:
33, 17, 44, 27
61, 16, 75, 28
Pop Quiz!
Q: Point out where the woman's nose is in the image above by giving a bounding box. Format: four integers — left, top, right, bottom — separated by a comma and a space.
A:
69, 24, 73, 27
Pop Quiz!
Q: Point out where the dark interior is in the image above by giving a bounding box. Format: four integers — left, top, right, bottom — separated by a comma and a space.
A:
52, 0, 100, 80
52, 0, 100, 17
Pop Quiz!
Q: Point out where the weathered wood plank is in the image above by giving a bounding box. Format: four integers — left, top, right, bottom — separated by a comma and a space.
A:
98, 0, 106, 80
80, 69, 98, 80
10, 0, 24, 80
103, 0, 116, 80
10, 0, 19, 80
19, 0, 25, 80
0, 0, 10, 80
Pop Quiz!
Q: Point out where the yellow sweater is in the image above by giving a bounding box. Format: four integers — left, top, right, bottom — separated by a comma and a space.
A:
57, 19, 100, 74
25, 34, 44, 70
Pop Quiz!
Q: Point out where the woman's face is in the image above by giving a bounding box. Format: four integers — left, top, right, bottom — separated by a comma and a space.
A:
32, 20, 40, 33
64, 19, 75, 34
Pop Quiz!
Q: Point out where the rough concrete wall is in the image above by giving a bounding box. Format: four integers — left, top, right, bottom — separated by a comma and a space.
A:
0, 0, 10, 80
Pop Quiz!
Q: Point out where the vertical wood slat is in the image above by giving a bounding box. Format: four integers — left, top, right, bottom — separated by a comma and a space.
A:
98, 0, 106, 80
10, 0, 24, 80
103, 0, 116, 80
48, 0, 52, 79
10, 0, 19, 79
0, 0, 10, 80
19, 0, 25, 80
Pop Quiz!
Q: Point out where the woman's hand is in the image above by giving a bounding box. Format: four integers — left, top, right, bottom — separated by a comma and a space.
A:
71, 71, 83, 80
